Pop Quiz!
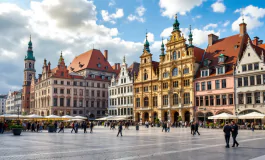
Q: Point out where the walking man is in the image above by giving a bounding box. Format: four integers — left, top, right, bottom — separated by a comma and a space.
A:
71, 122, 75, 133
117, 122, 123, 137
84, 121, 87, 133
90, 121, 94, 133
231, 121, 239, 147
58, 122, 64, 133
191, 122, 195, 135
223, 122, 232, 148
194, 122, 200, 135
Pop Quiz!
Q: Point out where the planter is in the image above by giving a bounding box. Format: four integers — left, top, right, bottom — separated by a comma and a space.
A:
12, 128, 22, 136
48, 127, 55, 133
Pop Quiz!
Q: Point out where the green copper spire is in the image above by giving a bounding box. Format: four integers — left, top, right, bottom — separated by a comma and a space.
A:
188, 25, 194, 47
160, 37, 165, 56
25, 35, 35, 61
144, 31, 150, 52
173, 14, 180, 31
58, 51, 64, 63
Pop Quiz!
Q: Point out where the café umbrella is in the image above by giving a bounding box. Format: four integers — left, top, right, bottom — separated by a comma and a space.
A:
238, 112, 265, 119
208, 113, 237, 120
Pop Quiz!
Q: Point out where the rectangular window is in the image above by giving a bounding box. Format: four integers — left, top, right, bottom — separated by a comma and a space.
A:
97, 83, 100, 88
255, 92, 260, 104
238, 78, 242, 87
210, 96, 214, 106
196, 83, 200, 91
54, 88, 57, 94
60, 89, 64, 94
102, 91, 105, 97
136, 98, 140, 107
67, 98, 70, 107
60, 98, 64, 106
183, 68, 189, 74
74, 89, 77, 95
263, 75, 265, 84
250, 76, 255, 85
215, 80, 220, 89
254, 63, 259, 70
86, 101, 89, 107
184, 93, 190, 105
207, 81, 211, 90
196, 97, 199, 106
205, 96, 209, 106
53, 98, 57, 106
238, 94, 244, 104
173, 81, 178, 88
229, 94, 233, 105
153, 85, 158, 91
121, 87, 123, 94
79, 89, 83, 96
216, 95, 220, 105
257, 75, 261, 85
222, 79, 226, 88
163, 82, 168, 89
264, 92, 265, 103
74, 100, 77, 107
73, 81, 77, 86
153, 96, 158, 107
199, 96, 203, 106
97, 91, 100, 97
60, 81, 64, 85
91, 101, 94, 107
244, 77, 248, 86
54, 80, 58, 84
163, 95, 168, 105
67, 81, 70, 85
201, 70, 209, 77
184, 80, 190, 86
67, 89, 70, 94
144, 86, 148, 92
91, 90, 94, 97
201, 82, 205, 91
86, 89, 89, 96
217, 67, 224, 74
222, 95, 226, 105
248, 64, 253, 71
97, 101, 100, 108
246, 93, 252, 104
135, 88, 139, 93
242, 65, 247, 72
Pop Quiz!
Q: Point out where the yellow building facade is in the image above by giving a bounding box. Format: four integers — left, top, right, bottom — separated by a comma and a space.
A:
134, 15, 204, 123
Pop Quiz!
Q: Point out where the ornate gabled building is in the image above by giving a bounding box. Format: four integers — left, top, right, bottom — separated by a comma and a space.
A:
108, 56, 139, 117
22, 36, 36, 114
194, 20, 249, 122
235, 34, 265, 119
134, 15, 204, 123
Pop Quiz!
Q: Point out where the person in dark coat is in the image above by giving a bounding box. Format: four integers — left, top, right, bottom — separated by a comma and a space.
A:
191, 122, 195, 135
162, 122, 167, 132
0, 122, 3, 134
54, 122, 58, 132
84, 121, 87, 133
27, 122, 31, 131
194, 122, 200, 135
117, 122, 123, 137
223, 121, 232, 148
90, 121, 94, 133
231, 121, 239, 147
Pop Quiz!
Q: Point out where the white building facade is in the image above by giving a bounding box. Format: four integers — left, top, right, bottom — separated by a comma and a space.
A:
235, 37, 265, 118
108, 57, 139, 117
6, 90, 22, 114
0, 95, 7, 114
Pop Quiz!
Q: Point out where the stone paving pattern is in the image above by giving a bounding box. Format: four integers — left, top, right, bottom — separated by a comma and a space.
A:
0, 126, 265, 160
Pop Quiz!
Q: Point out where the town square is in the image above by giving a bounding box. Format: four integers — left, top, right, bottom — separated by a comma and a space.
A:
1, 0, 265, 159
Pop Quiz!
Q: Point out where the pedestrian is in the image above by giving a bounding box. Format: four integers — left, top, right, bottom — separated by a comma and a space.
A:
191, 122, 195, 135
71, 122, 76, 133
162, 122, 167, 132
39, 121, 43, 132
2, 122, 7, 133
117, 122, 123, 137
231, 121, 239, 147
0, 121, 3, 134
58, 122, 64, 133
22, 122, 26, 131
223, 121, 232, 148
167, 121, 171, 132
251, 122, 255, 132
84, 121, 87, 133
194, 122, 200, 135
27, 122, 31, 131
36, 122, 40, 132
90, 121, 94, 133
75, 122, 79, 133
54, 121, 58, 132
31, 122, 36, 132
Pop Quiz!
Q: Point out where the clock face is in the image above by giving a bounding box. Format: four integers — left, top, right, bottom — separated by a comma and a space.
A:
29, 74, 32, 80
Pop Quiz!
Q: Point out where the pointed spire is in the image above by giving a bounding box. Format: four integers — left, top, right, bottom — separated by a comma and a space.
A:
25, 35, 35, 61
123, 55, 126, 64
44, 58, 47, 66
188, 25, 193, 47
144, 30, 150, 52
173, 13, 180, 31
160, 37, 165, 56
58, 51, 64, 64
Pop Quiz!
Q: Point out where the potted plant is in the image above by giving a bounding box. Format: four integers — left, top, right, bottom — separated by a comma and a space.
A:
209, 123, 214, 129
48, 124, 55, 133
155, 118, 160, 127
10, 124, 23, 136
178, 116, 182, 122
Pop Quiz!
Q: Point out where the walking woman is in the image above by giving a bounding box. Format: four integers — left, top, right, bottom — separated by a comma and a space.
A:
251, 122, 255, 132
58, 122, 64, 133
71, 122, 76, 133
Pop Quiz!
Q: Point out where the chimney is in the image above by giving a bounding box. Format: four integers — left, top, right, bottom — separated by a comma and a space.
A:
38, 74, 42, 79
48, 61, 51, 71
117, 63, 120, 70
239, 22, 247, 36
252, 37, 259, 46
114, 63, 120, 70
259, 40, 263, 45
208, 34, 219, 46
104, 50, 108, 61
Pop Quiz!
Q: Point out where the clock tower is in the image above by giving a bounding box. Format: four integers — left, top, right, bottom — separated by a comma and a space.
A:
22, 36, 36, 114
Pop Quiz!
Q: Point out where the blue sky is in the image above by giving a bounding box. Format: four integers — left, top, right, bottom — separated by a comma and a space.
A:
0, 0, 265, 94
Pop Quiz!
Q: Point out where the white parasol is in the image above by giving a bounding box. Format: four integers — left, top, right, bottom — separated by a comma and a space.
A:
208, 113, 237, 120
238, 112, 265, 119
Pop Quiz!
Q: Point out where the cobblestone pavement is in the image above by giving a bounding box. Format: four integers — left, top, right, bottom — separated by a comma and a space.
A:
1, 126, 265, 160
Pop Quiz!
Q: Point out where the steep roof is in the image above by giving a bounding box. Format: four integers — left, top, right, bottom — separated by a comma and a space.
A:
128, 62, 140, 76
196, 34, 247, 78
194, 46, 205, 63
68, 49, 116, 73
258, 43, 265, 50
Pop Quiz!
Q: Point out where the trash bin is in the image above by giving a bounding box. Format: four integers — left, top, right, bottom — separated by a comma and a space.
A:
136, 125, 139, 130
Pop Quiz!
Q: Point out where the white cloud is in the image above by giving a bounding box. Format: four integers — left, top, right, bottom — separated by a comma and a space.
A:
203, 23, 218, 30
0, 0, 148, 94
159, 0, 205, 18
108, 0, 115, 6
211, 0, 226, 13
223, 20, 230, 27
101, 8, 124, 24
160, 27, 173, 38
232, 5, 265, 31
127, 5, 146, 23
143, 32, 155, 43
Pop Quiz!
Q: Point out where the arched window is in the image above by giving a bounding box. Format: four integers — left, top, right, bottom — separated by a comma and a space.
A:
173, 51, 177, 60
172, 68, 178, 76
173, 94, 178, 105
144, 58, 147, 63
144, 97, 149, 107
29, 62, 32, 68
144, 73, 148, 80
163, 72, 169, 78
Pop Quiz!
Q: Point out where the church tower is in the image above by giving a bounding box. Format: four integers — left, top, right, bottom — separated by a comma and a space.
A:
22, 36, 36, 114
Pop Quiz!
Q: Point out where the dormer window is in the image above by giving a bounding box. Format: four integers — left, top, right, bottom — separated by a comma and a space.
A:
102, 75, 105, 80
201, 69, 209, 77
216, 66, 225, 75
91, 74, 95, 78
108, 77, 111, 80
203, 59, 208, 66
218, 54, 225, 63
97, 63, 101, 68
